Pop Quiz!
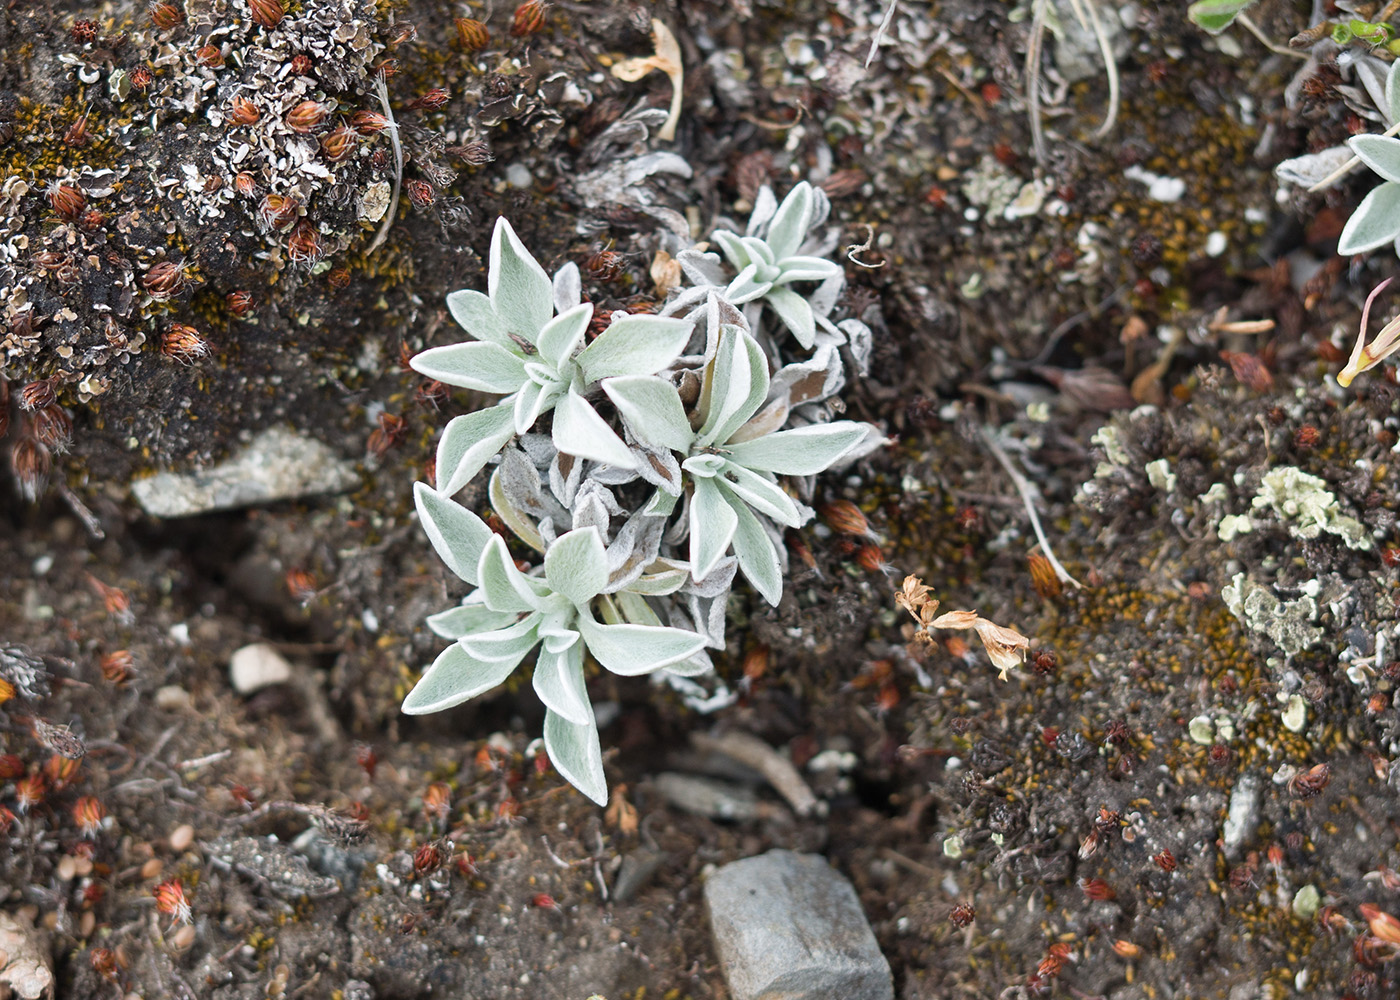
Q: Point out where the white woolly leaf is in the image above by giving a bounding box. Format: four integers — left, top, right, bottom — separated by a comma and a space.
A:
602, 375, 695, 453
726, 487, 784, 606
689, 475, 738, 582
532, 640, 591, 726
575, 613, 710, 676
697, 326, 769, 447
487, 217, 552, 342
718, 461, 802, 527
414, 481, 493, 586
543, 706, 607, 805
576, 314, 694, 383
411, 341, 527, 394
723, 421, 870, 476
426, 597, 519, 639
477, 535, 544, 613
436, 404, 518, 495
1338, 181, 1400, 255
458, 615, 543, 662
765, 181, 814, 260
765, 285, 817, 349
402, 640, 528, 715
536, 302, 593, 368
445, 288, 509, 347
551, 389, 637, 468
543, 527, 609, 606
1350, 134, 1400, 185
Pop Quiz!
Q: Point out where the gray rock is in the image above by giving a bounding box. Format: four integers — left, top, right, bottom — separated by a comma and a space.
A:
705, 849, 892, 1000
130, 426, 357, 517
229, 643, 293, 695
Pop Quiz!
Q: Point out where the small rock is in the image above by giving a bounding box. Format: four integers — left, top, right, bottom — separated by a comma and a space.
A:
705, 849, 893, 1000
229, 643, 293, 695
1222, 772, 1261, 858
0, 911, 54, 999
154, 685, 192, 711
130, 426, 357, 518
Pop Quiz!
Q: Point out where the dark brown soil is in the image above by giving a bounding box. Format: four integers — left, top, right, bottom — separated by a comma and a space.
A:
4, 1, 1400, 998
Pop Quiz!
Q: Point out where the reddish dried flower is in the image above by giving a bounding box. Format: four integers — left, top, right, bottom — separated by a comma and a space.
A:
367, 412, 407, 456
153, 878, 192, 925
64, 111, 92, 148
1078, 827, 1102, 860
355, 742, 377, 780
89, 948, 120, 983
228, 95, 260, 125
455, 17, 489, 50
1207, 743, 1232, 767
742, 644, 770, 682
71, 19, 99, 44
1228, 860, 1257, 890
30, 405, 72, 453
855, 544, 892, 576
12, 437, 51, 502
413, 842, 442, 875
247, 0, 284, 28
1368, 691, 1389, 714
785, 528, 817, 572
531, 892, 558, 910
372, 57, 399, 79
285, 568, 316, 603
390, 22, 418, 46
46, 181, 86, 219
18, 378, 57, 411
0, 755, 23, 779
0, 806, 13, 833
289, 54, 313, 76
446, 140, 494, 165
161, 324, 211, 364
455, 852, 478, 877
257, 192, 298, 231
79, 207, 105, 230
286, 220, 323, 266
351, 110, 391, 134
225, 290, 254, 317
142, 259, 186, 298
1031, 649, 1058, 675
285, 99, 331, 133
234, 171, 257, 197
925, 185, 948, 209
44, 753, 80, 788
949, 902, 975, 928
1103, 720, 1131, 747
14, 773, 46, 813
405, 178, 436, 209
1287, 762, 1331, 799
1383, 548, 1400, 568
510, 0, 548, 37
1293, 425, 1320, 449
327, 267, 352, 289
497, 797, 520, 821
1028, 553, 1061, 599
196, 43, 224, 67
819, 499, 872, 538
415, 379, 448, 410
585, 245, 623, 280
72, 796, 105, 837
422, 781, 451, 823
150, 0, 184, 29
408, 88, 450, 111
1220, 350, 1274, 393
1362, 904, 1400, 946
320, 124, 358, 162
1079, 877, 1115, 901
130, 64, 153, 89
100, 650, 135, 684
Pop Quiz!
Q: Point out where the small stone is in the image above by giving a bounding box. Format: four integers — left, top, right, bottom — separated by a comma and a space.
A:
154, 685, 191, 711
229, 643, 293, 695
169, 824, 195, 852
0, 910, 54, 999
1222, 772, 1261, 858
705, 850, 893, 1000
130, 426, 358, 518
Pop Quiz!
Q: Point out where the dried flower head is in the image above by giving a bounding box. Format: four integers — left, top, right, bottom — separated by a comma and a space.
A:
130, 65, 153, 89
286, 100, 331, 133
286, 219, 324, 265
71, 19, 99, 43
257, 192, 298, 231
14, 773, 46, 813
247, 0, 284, 28
408, 88, 450, 111
510, 0, 548, 37
142, 259, 186, 298
73, 796, 106, 837
18, 378, 57, 411
30, 405, 72, 453
406, 178, 436, 209
161, 324, 211, 364
153, 878, 192, 925
64, 111, 92, 148
46, 181, 86, 219
225, 290, 254, 317
11, 437, 51, 502
351, 110, 391, 134
149, 0, 184, 29
455, 17, 489, 50
228, 95, 260, 125
320, 124, 358, 162
100, 650, 135, 684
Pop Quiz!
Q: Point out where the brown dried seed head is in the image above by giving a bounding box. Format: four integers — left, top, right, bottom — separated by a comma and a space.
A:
196, 43, 224, 67
1220, 350, 1274, 393
100, 650, 135, 684
71, 19, 99, 43
150, 0, 184, 29
90, 948, 120, 983
1028, 552, 1061, 599
327, 266, 351, 289
228, 95, 260, 125
44, 753, 80, 787
130, 65, 153, 89
18, 378, 57, 411
408, 88, 450, 110
47, 182, 86, 219
226, 290, 254, 317
161, 324, 211, 363
64, 112, 91, 148
319, 124, 358, 162
351, 110, 391, 134
73, 796, 106, 836
79, 207, 105, 230
819, 499, 871, 537
30, 405, 72, 453
510, 0, 548, 37
285, 99, 330, 133
247, 0, 284, 28
1112, 940, 1141, 959
1361, 904, 1400, 946
446, 140, 493, 164
234, 171, 257, 196
413, 842, 442, 875
454, 17, 489, 50
286, 219, 323, 265
142, 260, 185, 298
257, 192, 298, 231
406, 178, 436, 209
289, 53, 313, 76
12, 437, 51, 502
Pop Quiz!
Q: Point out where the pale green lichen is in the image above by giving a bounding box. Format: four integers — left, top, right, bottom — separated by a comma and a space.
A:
1251, 466, 1371, 550
1218, 514, 1253, 542
1221, 573, 1323, 655
1144, 458, 1175, 491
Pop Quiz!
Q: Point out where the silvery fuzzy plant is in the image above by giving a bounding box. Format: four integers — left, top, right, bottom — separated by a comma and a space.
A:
405, 186, 883, 805
1337, 59, 1400, 257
